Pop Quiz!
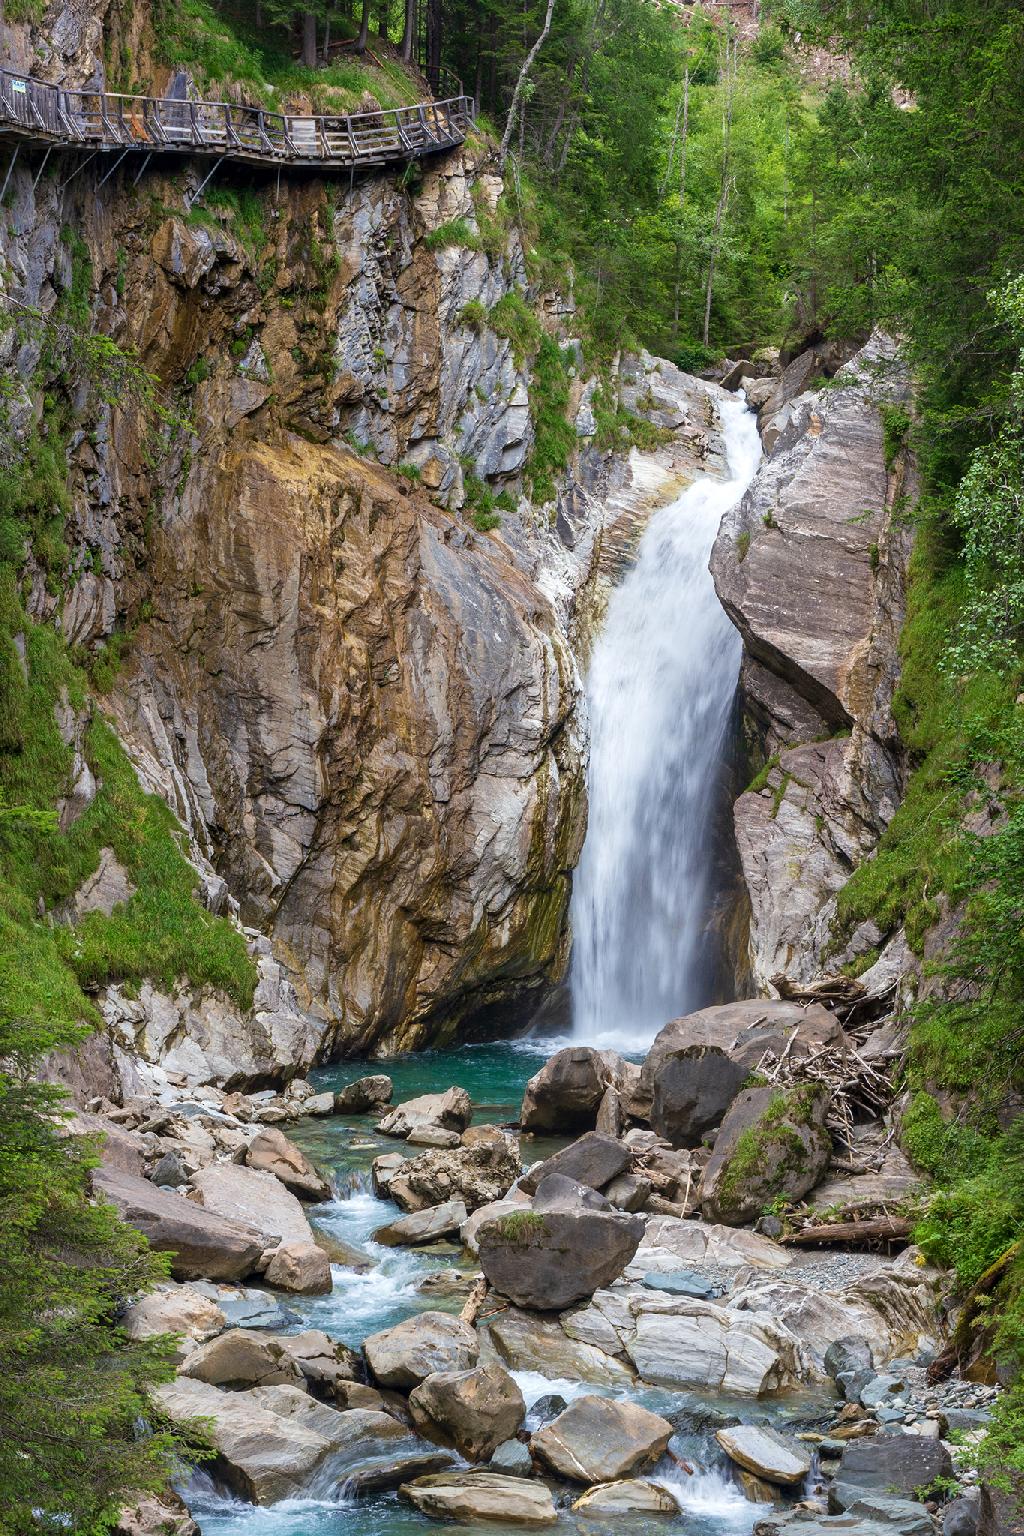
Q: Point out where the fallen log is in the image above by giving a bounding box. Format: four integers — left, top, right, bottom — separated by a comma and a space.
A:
781, 1217, 911, 1246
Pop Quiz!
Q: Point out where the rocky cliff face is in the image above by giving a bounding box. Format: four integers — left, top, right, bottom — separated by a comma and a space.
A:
1, 0, 729, 1085
711, 335, 916, 993
0, 59, 596, 1075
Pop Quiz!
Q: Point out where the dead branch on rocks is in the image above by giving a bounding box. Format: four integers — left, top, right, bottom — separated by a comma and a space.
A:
754, 1038, 894, 1156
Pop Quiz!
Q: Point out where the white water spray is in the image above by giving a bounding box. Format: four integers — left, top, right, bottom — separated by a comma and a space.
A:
571, 393, 761, 1050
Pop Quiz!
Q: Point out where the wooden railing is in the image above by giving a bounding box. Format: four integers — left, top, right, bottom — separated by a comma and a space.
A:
0, 67, 475, 171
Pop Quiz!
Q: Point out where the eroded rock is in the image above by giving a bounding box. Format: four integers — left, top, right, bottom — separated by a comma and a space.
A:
531, 1395, 672, 1483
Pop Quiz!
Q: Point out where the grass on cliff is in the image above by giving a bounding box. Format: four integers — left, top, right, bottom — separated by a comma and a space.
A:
150, 0, 420, 113
0, 320, 255, 1043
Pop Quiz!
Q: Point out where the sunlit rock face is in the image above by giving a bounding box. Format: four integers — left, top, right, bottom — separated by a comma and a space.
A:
711, 334, 916, 990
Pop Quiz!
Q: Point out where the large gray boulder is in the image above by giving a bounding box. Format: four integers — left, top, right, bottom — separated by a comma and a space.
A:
92, 1167, 263, 1282
409, 1363, 526, 1461
829, 1435, 954, 1513
388, 1134, 520, 1214
180, 1328, 306, 1389
189, 1163, 313, 1245
640, 1001, 846, 1109
364, 1311, 479, 1390
400, 1471, 557, 1524
699, 1082, 832, 1224
335, 1074, 393, 1113
377, 1088, 472, 1140
155, 1377, 414, 1503
520, 1131, 629, 1195
245, 1128, 331, 1201
373, 1199, 468, 1247
477, 1202, 644, 1311
519, 1047, 633, 1132
649, 1044, 749, 1148
716, 1425, 810, 1485
531, 1396, 672, 1483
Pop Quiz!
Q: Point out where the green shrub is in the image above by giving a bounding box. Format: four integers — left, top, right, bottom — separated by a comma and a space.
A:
425, 219, 477, 252
525, 337, 576, 504
488, 293, 543, 366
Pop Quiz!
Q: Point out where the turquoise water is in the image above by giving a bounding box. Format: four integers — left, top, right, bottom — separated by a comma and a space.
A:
184, 1040, 822, 1535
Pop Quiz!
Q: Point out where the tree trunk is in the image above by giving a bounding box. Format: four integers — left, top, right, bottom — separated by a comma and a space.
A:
301, 9, 317, 68
702, 35, 735, 347
426, 0, 442, 91
356, 0, 371, 53
401, 0, 416, 63
498, 0, 556, 172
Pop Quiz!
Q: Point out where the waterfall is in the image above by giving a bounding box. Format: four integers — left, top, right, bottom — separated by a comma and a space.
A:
570, 392, 762, 1051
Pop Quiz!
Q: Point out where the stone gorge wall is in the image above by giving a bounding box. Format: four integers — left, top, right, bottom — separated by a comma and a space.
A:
711, 334, 917, 995
0, 23, 593, 1075
2, 3, 726, 1084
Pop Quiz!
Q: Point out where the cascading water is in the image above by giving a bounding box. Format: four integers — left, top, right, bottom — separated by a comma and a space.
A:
571, 393, 762, 1050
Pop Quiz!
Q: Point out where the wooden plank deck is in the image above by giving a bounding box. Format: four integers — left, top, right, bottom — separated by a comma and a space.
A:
0, 68, 474, 172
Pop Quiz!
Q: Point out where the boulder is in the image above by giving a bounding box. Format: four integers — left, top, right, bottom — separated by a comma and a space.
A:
373, 1199, 468, 1247
190, 1282, 299, 1332
486, 1310, 635, 1388
477, 1204, 644, 1310
406, 1125, 461, 1148
409, 1363, 526, 1460
377, 1088, 472, 1140
155, 1377, 413, 1503
461, 1197, 529, 1255
491, 1439, 534, 1477
845, 1497, 940, 1536
531, 1396, 673, 1483
335, 1074, 393, 1113
629, 1214, 793, 1275
532, 1173, 612, 1211
572, 1480, 680, 1515
640, 1002, 846, 1105
300, 1091, 335, 1116
92, 1167, 264, 1282
371, 1151, 407, 1196
824, 1336, 874, 1382
716, 1425, 811, 1485
829, 1435, 953, 1513
699, 1082, 832, 1224
388, 1138, 520, 1214
263, 1239, 333, 1295
245, 1128, 331, 1201
400, 1471, 557, 1525
267, 1330, 360, 1395
344, 1453, 457, 1495
113, 1491, 199, 1536
625, 1297, 803, 1395
364, 1311, 479, 1390
604, 1174, 651, 1212
180, 1328, 305, 1389
121, 1281, 226, 1358
519, 1047, 628, 1133
649, 1044, 749, 1148
640, 1268, 718, 1298
189, 1163, 314, 1245
519, 1131, 630, 1195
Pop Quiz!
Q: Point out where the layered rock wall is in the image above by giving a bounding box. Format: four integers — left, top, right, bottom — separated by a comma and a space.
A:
711, 335, 916, 991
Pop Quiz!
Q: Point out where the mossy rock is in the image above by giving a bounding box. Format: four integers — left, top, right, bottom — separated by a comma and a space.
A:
698, 1082, 832, 1226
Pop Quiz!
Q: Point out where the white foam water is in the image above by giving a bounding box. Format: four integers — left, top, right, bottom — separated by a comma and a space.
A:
656, 1465, 758, 1530
570, 393, 762, 1051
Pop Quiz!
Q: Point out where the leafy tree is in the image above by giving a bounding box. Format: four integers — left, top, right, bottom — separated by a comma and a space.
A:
0, 1032, 188, 1533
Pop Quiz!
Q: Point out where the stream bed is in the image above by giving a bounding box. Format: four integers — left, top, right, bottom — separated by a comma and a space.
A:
185, 1043, 831, 1536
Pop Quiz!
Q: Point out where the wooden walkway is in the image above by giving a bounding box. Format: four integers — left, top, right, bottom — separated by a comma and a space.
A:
0, 66, 474, 175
